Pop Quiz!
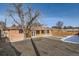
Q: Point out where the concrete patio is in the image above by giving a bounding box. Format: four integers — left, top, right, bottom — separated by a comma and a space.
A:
10, 36, 79, 56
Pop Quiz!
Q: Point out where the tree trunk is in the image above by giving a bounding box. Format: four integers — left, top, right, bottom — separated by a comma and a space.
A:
23, 27, 31, 40
22, 28, 26, 40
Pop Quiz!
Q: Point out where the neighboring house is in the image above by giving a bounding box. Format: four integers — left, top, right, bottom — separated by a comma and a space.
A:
0, 21, 5, 38
4, 23, 52, 42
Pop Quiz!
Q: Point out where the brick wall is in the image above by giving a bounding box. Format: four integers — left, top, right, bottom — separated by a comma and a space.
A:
5, 29, 24, 42
5, 29, 52, 42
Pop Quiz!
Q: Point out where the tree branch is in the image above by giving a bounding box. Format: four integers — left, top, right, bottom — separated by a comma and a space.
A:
27, 10, 40, 27
10, 14, 21, 26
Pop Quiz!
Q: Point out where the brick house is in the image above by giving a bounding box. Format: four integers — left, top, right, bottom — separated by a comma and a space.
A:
4, 24, 52, 42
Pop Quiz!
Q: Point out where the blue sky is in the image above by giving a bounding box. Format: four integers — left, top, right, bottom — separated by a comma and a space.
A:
0, 3, 79, 27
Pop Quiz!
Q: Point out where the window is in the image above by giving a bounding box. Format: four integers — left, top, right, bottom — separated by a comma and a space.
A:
19, 29, 23, 33
47, 30, 49, 33
41, 30, 44, 34
36, 30, 40, 34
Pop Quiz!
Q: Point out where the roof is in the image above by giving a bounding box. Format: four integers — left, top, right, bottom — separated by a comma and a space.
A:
29, 22, 51, 30
5, 23, 51, 30
5, 24, 21, 30
30, 24, 51, 30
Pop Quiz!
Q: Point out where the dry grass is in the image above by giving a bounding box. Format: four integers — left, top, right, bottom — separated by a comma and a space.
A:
52, 29, 78, 37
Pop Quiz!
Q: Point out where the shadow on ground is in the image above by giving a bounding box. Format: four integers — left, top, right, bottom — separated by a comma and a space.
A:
0, 37, 21, 56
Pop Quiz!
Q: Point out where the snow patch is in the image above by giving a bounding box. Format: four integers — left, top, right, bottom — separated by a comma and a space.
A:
61, 35, 79, 44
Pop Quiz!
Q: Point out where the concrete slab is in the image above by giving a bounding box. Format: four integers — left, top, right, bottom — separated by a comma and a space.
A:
11, 39, 36, 56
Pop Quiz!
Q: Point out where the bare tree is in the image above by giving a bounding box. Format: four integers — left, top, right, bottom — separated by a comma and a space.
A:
56, 21, 63, 30
7, 4, 40, 39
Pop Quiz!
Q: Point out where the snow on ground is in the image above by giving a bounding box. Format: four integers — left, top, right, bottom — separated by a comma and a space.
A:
61, 35, 79, 44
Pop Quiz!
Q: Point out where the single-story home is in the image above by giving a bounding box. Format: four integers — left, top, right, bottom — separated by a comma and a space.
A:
4, 23, 52, 42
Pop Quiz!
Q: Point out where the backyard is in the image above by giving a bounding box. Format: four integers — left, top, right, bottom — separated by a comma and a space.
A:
10, 36, 79, 56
